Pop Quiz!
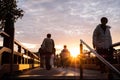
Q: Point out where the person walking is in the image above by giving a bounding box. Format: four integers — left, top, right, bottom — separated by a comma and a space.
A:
92, 17, 114, 73
41, 33, 55, 70
38, 47, 45, 68
60, 45, 70, 68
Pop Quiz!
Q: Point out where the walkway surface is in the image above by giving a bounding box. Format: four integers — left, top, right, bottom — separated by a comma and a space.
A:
3, 67, 120, 80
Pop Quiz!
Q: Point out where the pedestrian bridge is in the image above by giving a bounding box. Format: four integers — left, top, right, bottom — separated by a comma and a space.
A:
0, 31, 120, 80
3, 67, 115, 80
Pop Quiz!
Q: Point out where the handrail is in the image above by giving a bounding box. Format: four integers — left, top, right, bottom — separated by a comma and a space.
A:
14, 39, 39, 59
0, 31, 40, 62
112, 42, 120, 47
0, 47, 12, 54
0, 31, 10, 37
80, 39, 120, 76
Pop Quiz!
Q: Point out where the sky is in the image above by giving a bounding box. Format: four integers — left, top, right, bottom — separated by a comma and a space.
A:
12, 0, 120, 55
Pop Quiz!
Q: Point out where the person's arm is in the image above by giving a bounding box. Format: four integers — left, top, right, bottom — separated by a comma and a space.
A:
52, 39, 55, 48
41, 38, 46, 49
109, 28, 112, 47
52, 39, 56, 55
93, 27, 98, 49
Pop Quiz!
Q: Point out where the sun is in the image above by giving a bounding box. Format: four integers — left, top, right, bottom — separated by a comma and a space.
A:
69, 48, 79, 58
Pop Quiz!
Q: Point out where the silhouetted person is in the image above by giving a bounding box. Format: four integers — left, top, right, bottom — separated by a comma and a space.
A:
60, 45, 70, 68
93, 17, 114, 73
38, 46, 45, 68
41, 33, 55, 70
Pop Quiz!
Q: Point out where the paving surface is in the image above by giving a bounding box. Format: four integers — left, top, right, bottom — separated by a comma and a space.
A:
4, 67, 120, 80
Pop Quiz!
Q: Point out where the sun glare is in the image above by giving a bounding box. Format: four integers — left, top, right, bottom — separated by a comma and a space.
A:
69, 48, 79, 58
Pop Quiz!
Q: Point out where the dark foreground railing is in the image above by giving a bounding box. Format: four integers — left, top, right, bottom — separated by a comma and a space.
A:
80, 39, 120, 80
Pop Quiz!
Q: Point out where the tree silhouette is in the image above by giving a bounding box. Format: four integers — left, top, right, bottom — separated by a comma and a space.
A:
0, 0, 24, 47
0, 0, 24, 30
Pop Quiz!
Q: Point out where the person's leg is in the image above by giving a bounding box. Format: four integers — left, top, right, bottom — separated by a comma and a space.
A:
60, 58, 63, 68
40, 55, 45, 68
63, 58, 66, 68
50, 54, 54, 68
96, 49, 105, 73
62, 58, 65, 68
66, 58, 70, 67
40, 56, 43, 68
100, 61, 106, 73
45, 53, 51, 70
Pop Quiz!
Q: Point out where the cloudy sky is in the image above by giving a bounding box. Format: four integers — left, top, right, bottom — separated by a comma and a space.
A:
14, 0, 120, 55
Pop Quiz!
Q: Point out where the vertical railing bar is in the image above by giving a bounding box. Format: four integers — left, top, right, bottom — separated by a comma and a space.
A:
80, 42, 83, 79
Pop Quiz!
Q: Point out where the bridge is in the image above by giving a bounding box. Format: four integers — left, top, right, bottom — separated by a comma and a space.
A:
0, 31, 120, 80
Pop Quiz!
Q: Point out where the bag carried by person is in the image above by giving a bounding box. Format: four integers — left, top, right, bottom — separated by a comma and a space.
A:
38, 47, 45, 56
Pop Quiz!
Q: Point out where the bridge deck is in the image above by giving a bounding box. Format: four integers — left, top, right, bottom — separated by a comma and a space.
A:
3, 67, 113, 80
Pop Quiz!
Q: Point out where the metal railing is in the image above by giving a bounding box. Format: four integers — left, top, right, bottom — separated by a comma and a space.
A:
80, 39, 120, 79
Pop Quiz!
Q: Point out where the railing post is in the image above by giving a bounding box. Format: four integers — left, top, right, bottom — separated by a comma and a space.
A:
18, 45, 21, 53
80, 42, 83, 54
3, 13, 15, 74
0, 54, 2, 70
80, 41, 83, 79
25, 50, 28, 64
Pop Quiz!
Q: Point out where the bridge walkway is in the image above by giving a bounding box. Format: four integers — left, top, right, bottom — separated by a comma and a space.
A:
4, 67, 111, 80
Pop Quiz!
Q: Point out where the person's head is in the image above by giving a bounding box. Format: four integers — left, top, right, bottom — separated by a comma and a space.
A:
101, 17, 108, 25
47, 33, 51, 38
64, 45, 67, 49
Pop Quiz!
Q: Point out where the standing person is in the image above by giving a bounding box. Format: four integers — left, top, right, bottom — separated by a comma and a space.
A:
41, 33, 55, 70
60, 45, 70, 68
92, 17, 113, 73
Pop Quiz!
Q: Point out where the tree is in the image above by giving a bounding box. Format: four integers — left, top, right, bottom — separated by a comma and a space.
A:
0, 0, 24, 30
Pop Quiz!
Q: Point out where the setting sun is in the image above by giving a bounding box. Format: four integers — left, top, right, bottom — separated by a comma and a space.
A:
69, 47, 80, 58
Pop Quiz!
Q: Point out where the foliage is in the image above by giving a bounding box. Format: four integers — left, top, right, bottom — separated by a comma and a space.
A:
0, 0, 24, 29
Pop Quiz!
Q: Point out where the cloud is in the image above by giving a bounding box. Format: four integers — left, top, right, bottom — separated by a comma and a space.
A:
14, 0, 120, 52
